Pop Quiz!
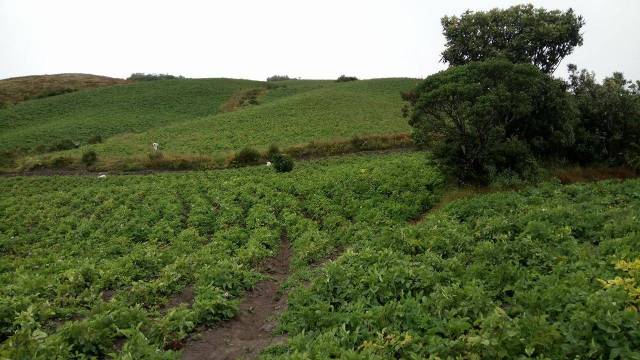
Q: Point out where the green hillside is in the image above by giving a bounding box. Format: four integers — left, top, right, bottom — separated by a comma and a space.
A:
82, 78, 416, 157
0, 78, 263, 153
1, 77, 418, 171
0, 73, 128, 106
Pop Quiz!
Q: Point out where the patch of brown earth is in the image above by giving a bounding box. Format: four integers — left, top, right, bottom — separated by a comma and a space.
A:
181, 232, 291, 360
166, 285, 195, 309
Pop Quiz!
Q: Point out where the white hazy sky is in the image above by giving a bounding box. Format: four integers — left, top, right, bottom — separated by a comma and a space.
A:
1, 0, 639, 81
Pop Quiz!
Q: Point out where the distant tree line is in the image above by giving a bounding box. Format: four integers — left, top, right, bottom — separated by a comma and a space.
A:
267, 75, 296, 82
404, 4, 640, 184
336, 75, 358, 82
127, 73, 185, 81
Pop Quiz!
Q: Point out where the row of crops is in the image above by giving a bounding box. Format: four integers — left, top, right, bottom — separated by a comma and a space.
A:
0, 152, 443, 359
1, 152, 639, 359
275, 178, 640, 359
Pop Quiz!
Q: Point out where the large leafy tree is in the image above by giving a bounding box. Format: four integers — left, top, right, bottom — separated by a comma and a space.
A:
567, 65, 640, 167
404, 58, 576, 183
441, 5, 584, 74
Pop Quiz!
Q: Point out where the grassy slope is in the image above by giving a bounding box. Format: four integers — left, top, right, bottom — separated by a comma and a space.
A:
55, 78, 418, 158
0, 78, 263, 152
0, 73, 128, 106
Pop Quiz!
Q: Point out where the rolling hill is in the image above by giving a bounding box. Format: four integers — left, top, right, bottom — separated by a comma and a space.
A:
0, 73, 128, 106
0, 76, 419, 171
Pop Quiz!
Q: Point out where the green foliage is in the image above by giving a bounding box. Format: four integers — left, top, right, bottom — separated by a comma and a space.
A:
567, 65, 640, 167
441, 4, 584, 73
336, 75, 358, 82
278, 179, 640, 359
2, 78, 416, 168
229, 147, 262, 167
271, 153, 294, 173
127, 73, 184, 81
87, 134, 103, 144
81, 150, 98, 167
266, 144, 281, 160
405, 58, 575, 183
0, 78, 263, 153
48, 139, 79, 152
267, 75, 294, 82
0, 152, 442, 358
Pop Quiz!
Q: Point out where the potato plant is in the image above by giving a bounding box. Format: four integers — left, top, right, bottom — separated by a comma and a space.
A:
0, 152, 442, 358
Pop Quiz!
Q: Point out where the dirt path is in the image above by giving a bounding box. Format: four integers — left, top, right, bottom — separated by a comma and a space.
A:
181, 232, 291, 360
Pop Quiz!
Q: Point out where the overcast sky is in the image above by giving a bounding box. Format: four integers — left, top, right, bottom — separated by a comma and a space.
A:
1, 0, 638, 81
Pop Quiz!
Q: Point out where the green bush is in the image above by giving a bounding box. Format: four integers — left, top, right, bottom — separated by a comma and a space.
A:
271, 153, 294, 173
81, 150, 98, 167
567, 65, 640, 167
405, 58, 575, 184
336, 75, 358, 82
127, 73, 184, 81
266, 75, 293, 82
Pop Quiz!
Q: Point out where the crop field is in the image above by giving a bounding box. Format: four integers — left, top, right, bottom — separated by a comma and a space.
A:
0, 78, 263, 153
85, 78, 416, 157
277, 179, 640, 359
1, 151, 639, 359
1, 78, 417, 171
0, 152, 443, 359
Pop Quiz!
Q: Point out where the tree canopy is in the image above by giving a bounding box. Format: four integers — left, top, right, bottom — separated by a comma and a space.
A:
405, 58, 576, 183
441, 5, 584, 74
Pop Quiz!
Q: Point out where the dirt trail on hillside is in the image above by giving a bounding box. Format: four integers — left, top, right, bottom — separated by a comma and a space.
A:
181, 233, 291, 360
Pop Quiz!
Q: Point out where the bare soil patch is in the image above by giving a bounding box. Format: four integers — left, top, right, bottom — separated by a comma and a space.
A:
181, 232, 291, 360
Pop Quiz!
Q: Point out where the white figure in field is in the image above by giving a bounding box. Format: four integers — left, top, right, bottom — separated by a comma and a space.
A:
98, 174, 107, 179
152, 142, 160, 151
266, 161, 272, 167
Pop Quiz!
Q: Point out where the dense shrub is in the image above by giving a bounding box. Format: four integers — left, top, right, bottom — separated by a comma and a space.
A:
270, 153, 294, 173
266, 75, 294, 82
87, 135, 103, 145
228, 147, 262, 167
567, 65, 640, 167
336, 75, 358, 82
405, 58, 576, 184
441, 5, 584, 74
81, 150, 98, 167
127, 73, 184, 81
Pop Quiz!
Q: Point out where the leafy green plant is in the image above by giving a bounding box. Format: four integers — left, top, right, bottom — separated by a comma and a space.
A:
271, 153, 294, 173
